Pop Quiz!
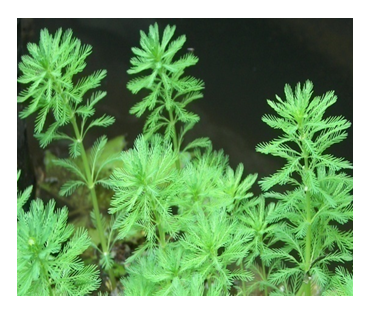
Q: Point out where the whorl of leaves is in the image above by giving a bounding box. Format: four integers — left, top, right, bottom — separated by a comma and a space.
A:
18, 28, 114, 149
127, 23, 208, 152
256, 81, 353, 295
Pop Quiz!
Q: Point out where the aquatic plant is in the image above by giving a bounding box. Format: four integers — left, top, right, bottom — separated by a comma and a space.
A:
110, 23, 260, 296
17, 171, 100, 296
255, 81, 353, 295
126, 23, 210, 168
17, 28, 119, 288
322, 266, 353, 296
17, 23, 353, 296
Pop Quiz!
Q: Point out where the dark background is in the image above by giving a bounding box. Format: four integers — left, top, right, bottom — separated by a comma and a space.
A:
18, 18, 353, 193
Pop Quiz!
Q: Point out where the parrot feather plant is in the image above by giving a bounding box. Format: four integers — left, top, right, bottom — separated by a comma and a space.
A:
107, 23, 258, 296
17, 23, 353, 296
255, 81, 353, 295
17, 171, 101, 296
17, 28, 119, 290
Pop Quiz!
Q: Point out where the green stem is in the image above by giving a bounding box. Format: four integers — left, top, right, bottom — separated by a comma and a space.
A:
70, 116, 116, 290
205, 275, 214, 296
296, 282, 306, 296
303, 153, 312, 296
41, 264, 53, 296
157, 222, 166, 248
295, 122, 313, 296
153, 206, 166, 249
258, 235, 268, 296
304, 192, 312, 295
261, 260, 268, 296
240, 260, 247, 296
161, 72, 181, 170
168, 108, 181, 170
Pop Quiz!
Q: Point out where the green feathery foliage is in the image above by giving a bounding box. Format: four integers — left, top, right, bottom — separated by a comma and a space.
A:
108, 134, 179, 248
175, 148, 233, 217
107, 138, 258, 295
107, 23, 261, 296
17, 24, 353, 297
176, 147, 257, 219
17, 28, 117, 192
17, 171, 100, 296
17, 170, 33, 216
239, 197, 278, 267
127, 23, 210, 166
18, 28, 113, 148
322, 266, 353, 296
179, 208, 254, 293
233, 196, 281, 295
17, 28, 119, 290
121, 243, 206, 296
256, 80, 353, 296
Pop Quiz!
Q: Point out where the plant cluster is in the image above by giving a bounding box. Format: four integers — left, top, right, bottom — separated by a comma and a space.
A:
17, 23, 353, 296
17, 28, 119, 290
17, 171, 100, 295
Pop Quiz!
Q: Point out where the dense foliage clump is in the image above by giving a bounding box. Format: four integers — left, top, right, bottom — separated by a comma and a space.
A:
17, 24, 352, 296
